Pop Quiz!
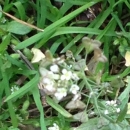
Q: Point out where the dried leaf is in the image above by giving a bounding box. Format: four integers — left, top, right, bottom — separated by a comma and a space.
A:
127, 103, 130, 114
74, 59, 86, 70
73, 111, 88, 122
65, 99, 86, 110
94, 49, 107, 62
125, 51, 130, 66
31, 48, 45, 63
82, 37, 101, 53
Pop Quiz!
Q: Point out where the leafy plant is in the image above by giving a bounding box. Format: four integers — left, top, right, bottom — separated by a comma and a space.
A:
1, 0, 130, 130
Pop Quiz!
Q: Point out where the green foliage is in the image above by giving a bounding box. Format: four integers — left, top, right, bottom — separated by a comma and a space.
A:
1, 0, 130, 130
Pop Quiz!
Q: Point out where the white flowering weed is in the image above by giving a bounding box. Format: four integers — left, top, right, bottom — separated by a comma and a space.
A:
60, 69, 72, 80
70, 84, 79, 94
50, 64, 59, 73
54, 88, 67, 101
11, 85, 19, 94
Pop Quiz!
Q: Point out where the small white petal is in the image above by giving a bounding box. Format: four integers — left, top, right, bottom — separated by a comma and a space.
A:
45, 84, 56, 93
61, 69, 72, 80
42, 77, 52, 84
11, 85, 19, 94
104, 110, 109, 115
60, 75, 66, 80
52, 74, 60, 80
70, 84, 79, 94
50, 64, 59, 73
110, 100, 116, 105
39, 67, 49, 77
85, 66, 89, 71
116, 108, 120, 113
54, 88, 67, 100
62, 69, 67, 74
106, 101, 111, 105
54, 93, 64, 101
114, 104, 117, 107
48, 71, 60, 80
66, 74, 72, 80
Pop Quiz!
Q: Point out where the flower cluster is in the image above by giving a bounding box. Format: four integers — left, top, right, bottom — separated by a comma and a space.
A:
40, 65, 80, 101
11, 85, 19, 94
104, 100, 120, 115
31, 48, 81, 102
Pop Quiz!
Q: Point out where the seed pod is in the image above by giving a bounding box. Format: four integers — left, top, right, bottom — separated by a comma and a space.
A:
22, 100, 30, 111
23, 48, 33, 60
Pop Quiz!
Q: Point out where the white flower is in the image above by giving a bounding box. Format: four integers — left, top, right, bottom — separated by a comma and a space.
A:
31, 48, 45, 63
42, 77, 52, 84
39, 67, 59, 80
106, 100, 117, 106
45, 84, 56, 93
11, 85, 19, 94
50, 64, 59, 73
48, 123, 59, 130
104, 110, 109, 115
39, 67, 49, 77
48, 71, 60, 80
70, 84, 79, 94
110, 100, 116, 105
116, 108, 120, 113
85, 66, 88, 71
42, 78, 56, 93
54, 88, 67, 101
106, 101, 111, 105
60, 69, 72, 80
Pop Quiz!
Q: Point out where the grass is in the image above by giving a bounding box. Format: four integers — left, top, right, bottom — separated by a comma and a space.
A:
1, 0, 130, 130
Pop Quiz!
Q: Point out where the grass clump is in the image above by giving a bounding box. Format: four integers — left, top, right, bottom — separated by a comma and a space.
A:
1, 0, 130, 130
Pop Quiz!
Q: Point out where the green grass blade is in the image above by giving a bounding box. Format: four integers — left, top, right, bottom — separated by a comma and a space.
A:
50, 37, 66, 54
6, 54, 27, 69
39, 0, 47, 28
105, 67, 130, 81
5, 73, 39, 102
0, 57, 18, 127
0, 81, 5, 107
52, 27, 117, 37
13, 1, 26, 20
46, 96, 72, 118
56, 2, 73, 19
15, 0, 102, 50
0, 33, 11, 53
61, 34, 82, 53
111, 12, 126, 33
32, 85, 47, 130
61, 6, 112, 53
96, 18, 115, 40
